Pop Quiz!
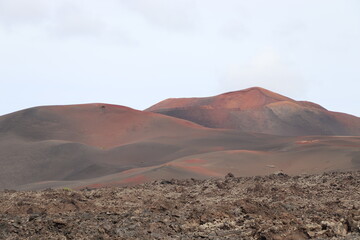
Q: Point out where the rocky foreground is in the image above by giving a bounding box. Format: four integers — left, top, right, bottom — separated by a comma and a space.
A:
1, 172, 360, 240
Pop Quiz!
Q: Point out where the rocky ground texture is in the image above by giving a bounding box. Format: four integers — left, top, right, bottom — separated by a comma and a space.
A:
1, 171, 360, 240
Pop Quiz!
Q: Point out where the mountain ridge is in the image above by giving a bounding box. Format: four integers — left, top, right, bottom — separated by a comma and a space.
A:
146, 87, 360, 136
1, 87, 360, 190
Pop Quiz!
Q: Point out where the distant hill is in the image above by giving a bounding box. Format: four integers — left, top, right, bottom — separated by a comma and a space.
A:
146, 87, 360, 136
0, 103, 280, 189
1, 94, 360, 190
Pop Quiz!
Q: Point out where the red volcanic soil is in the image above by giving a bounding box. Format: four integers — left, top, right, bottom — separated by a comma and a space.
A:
0, 103, 289, 190
147, 87, 293, 111
14, 135, 359, 191
84, 175, 147, 189
96, 136, 360, 185
1, 95, 360, 191
146, 87, 360, 136
183, 158, 207, 164
0, 103, 211, 189
166, 161, 222, 177
0, 103, 204, 149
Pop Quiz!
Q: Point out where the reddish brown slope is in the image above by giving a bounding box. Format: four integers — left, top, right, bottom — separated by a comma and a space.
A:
1, 100, 360, 191
0, 103, 204, 149
146, 87, 360, 136
0, 104, 209, 189
19, 135, 360, 190
0, 103, 281, 189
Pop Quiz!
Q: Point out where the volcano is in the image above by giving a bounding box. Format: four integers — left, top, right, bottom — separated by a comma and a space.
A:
1, 89, 360, 190
146, 87, 360, 136
0, 103, 282, 189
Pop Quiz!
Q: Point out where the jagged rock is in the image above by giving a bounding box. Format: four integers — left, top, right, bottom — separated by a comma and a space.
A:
1, 171, 360, 239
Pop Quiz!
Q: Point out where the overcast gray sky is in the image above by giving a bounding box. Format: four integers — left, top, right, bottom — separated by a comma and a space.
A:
0, 0, 359, 116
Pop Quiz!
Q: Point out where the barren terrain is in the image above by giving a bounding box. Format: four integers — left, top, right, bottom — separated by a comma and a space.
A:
1, 171, 360, 239
147, 87, 360, 136
1, 102, 359, 190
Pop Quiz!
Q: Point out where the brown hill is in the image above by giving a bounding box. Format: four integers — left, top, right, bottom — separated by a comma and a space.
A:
0, 103, 281, 189
146, 87, 360, 136
23, 135, 357, 190
0, 103, 205, 149
1, 102, 360, 191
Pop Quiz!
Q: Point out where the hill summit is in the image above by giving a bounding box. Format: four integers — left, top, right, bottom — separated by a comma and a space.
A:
147, 87, 360, 136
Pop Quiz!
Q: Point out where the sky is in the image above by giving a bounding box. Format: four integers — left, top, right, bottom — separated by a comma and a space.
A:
0, 0, 359, 117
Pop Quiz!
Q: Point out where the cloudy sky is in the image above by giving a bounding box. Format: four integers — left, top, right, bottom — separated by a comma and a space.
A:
0, 0, 359, 116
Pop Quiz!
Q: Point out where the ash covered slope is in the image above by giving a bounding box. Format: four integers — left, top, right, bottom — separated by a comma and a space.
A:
146, 87, 360, 136
15, 135, 360, 191
0, 103, 280, 189
1, 97, 360, 191
0, 103, 206, 189
0, 103, 204, 149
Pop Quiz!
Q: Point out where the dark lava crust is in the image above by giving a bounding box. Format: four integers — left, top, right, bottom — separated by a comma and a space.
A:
1, 171, 360, 239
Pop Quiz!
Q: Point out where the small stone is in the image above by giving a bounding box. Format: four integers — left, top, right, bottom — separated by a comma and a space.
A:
225, 173, 235, 179
53, 218, 67, 226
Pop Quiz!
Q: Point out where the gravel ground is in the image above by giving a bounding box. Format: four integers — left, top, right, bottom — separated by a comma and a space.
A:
1, 171, 360, 240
